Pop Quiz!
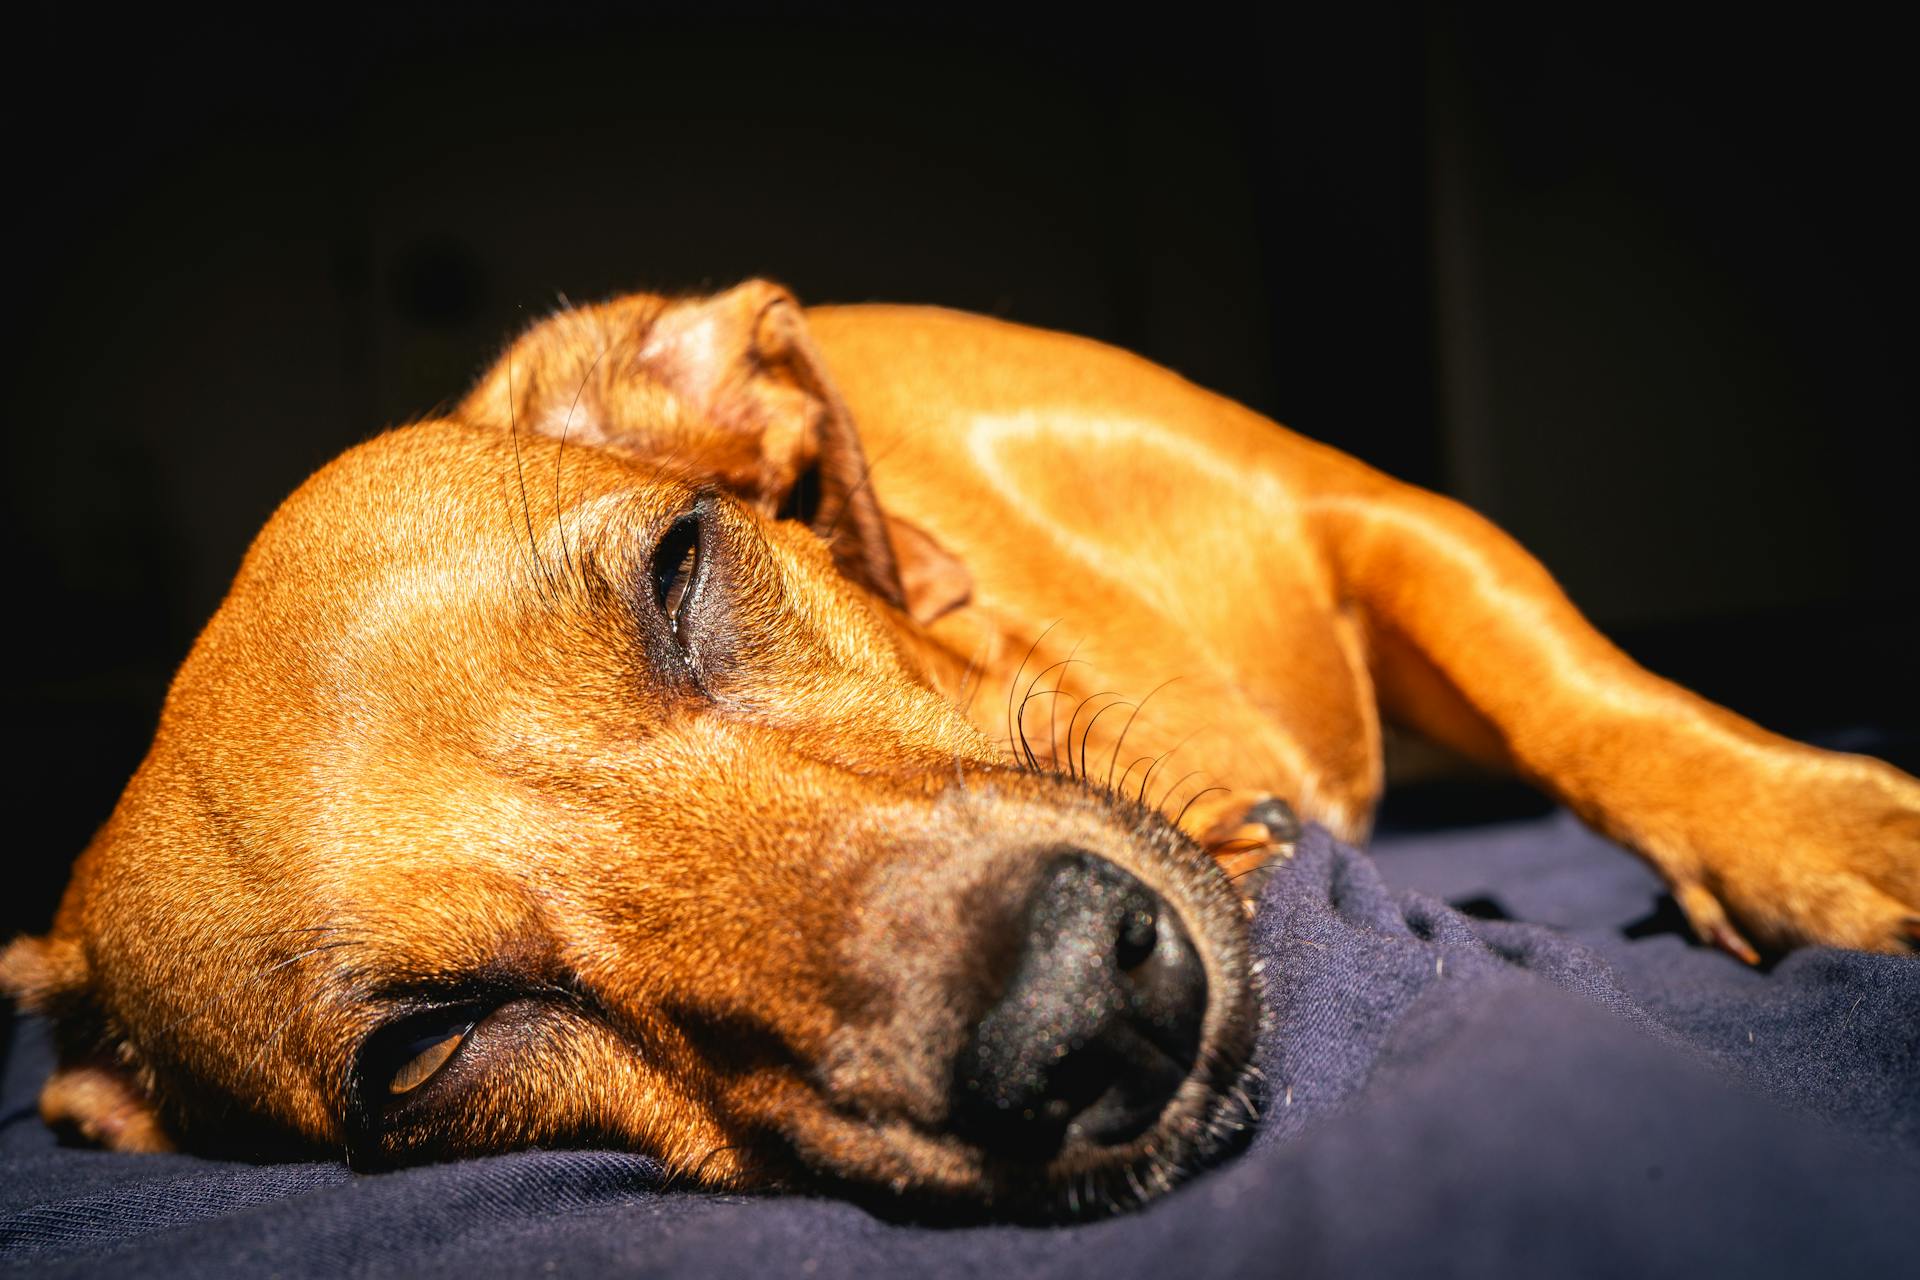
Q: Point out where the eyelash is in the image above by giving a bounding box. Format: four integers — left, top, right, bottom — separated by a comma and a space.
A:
650, 512, 703, 645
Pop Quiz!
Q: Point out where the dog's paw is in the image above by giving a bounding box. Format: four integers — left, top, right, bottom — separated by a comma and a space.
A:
1663, 755, 1920, 961
1201, 795, 1302, 908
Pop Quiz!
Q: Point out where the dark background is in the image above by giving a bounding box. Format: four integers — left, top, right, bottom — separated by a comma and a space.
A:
5, 7, 1915, 935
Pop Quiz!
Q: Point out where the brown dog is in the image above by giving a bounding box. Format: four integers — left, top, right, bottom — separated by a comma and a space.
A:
4, 281, 1916, 1214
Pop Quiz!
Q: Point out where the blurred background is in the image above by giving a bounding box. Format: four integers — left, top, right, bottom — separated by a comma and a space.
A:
5, 6, 1914, 933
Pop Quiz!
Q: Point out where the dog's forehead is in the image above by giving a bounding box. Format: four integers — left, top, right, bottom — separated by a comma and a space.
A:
190, 423, 637, 735
257, 419, 663, 593
125, 425, 647, 875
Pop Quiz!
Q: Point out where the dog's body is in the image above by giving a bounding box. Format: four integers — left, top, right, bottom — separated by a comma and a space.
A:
805, 301, 1919, 949
5, 281, 1916, 1214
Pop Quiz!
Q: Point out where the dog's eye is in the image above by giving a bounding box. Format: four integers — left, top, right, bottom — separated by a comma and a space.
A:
387, 1023, 473, 1094
345, 995, 559, 1167
651, 514, 702, 638
360, 1006, 483, 1100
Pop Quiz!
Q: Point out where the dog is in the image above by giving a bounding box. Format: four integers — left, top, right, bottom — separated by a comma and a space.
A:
4, 280, 1916, 1216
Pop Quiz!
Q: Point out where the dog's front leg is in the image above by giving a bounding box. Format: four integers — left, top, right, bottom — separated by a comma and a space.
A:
1304, 460, 1919, 959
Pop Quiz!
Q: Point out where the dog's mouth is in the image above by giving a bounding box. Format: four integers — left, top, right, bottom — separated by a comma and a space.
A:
759, 797, 1264, 1220
781, 917, 1261, 1220
827, 1055, 1264, 1223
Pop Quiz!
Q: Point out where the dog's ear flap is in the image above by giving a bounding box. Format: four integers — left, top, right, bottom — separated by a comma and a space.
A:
640, 281, 923, 610
467, 279, 973, 622
881, 514, 974, 626
1, 934, 173, 1152
639, 282, 974, 623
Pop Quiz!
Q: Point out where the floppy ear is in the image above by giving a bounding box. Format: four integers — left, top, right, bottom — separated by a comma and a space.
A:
0, 934, 172, 1152
463, 280, 972, 624
880, 512, 974, 626
640, 280, 922, 609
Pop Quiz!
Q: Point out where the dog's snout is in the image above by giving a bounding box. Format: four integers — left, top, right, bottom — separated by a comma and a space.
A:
950, 851, 1206, 1163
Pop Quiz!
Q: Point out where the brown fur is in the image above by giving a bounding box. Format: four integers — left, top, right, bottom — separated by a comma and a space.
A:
3, 280, 1915, 1212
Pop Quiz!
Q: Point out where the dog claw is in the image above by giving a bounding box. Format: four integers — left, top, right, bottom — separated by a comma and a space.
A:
1203, 798, 1301, 908
1238, 797, 1302, 843
1710, 924, 1761, 966
1673, 881, 1761, 965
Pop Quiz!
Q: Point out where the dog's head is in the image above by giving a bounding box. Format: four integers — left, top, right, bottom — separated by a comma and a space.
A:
2, 282, 1259, 1216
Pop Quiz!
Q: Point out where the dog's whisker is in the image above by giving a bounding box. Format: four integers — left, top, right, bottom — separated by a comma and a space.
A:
1104, 676, 1181, 790
952, 627, 995, 717
504, 349, 557, 604
1149, 767, 1205, 818
251, 938, 369, 982
1004, 618, 1062, 771
1121, 1160, 1149, 1207
1016, 644, 1086, 775
1014, 697, 1041, 771
1038, 642, 1085, 776
1114, 754, 1156, 799
1134, 728, 1207, 808
1013, 688, 1073, 773
1012, 644, 1082, 775
552, 341, 612, 581
233, 1001, 308, 1094
817, 435, 906, 551
1173, 784, 1232, 832
144, 933, 372, 1043
1074, 692, 1130, 784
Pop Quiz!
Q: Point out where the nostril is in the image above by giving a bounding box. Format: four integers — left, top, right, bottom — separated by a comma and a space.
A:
1116, 904, 1158, 972
949, 851, 1208, 1163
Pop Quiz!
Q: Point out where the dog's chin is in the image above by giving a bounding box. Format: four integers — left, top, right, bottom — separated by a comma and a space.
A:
987, 1054, 1266, 1221
780, 1054, 1262, 1223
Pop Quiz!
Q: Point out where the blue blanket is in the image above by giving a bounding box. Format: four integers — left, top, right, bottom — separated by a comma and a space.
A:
4, 812, 1915, 1276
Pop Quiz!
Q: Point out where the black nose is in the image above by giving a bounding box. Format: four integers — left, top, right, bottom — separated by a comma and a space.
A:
950, 852, 1207, 1162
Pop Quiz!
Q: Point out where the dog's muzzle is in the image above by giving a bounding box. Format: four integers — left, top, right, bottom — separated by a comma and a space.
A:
949, 851, 1206, 1162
